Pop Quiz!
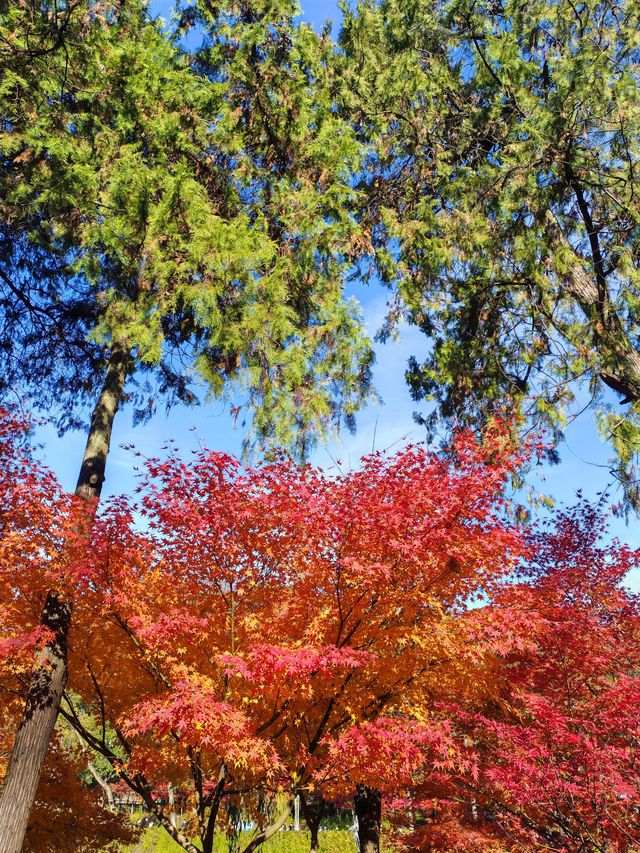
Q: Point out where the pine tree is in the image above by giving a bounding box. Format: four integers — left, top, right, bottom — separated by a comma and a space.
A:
341, 0, 640, 505
0, 1, 373, 845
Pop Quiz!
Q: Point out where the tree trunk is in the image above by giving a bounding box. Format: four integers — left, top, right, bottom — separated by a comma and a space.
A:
71, 724, 115, 809
545, 210, 640, 404
300, 794, 324, 853
241, 802, 293, 853
74, 344, 130, 501
168, 783, 178, 829
354, 785, 381, 853
0, 344, 129, 853
87, 760, 114, 810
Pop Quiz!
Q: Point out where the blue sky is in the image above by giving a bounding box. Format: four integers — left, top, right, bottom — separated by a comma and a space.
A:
35, 0, 640, 585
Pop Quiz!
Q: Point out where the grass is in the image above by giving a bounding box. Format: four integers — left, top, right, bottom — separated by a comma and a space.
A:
122, 828, 358, 853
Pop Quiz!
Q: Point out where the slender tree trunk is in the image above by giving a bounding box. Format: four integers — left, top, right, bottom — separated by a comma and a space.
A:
71, 723, 115, 809
300, 793, 324, 853
354, 785, 381, 853
87, 760, 114, 810
73, 344, 130, 502
0, 344, 129, 853
241, 802, 293, 853
168, 783, 178, 829
135, 778, 201, 853
310, 825, 320, 853
200, 776, 224, 853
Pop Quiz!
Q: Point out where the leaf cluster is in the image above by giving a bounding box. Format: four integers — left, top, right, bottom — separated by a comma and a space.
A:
339, 0, 640, 505
0, 0, 373, 453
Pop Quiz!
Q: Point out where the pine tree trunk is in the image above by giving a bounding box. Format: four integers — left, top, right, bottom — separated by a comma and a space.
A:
354, 785, 381, 853
0, 344, 129, 853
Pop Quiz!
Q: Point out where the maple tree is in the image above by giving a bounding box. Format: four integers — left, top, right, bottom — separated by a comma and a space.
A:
41, 418, 526, 853
3, 408, 640, 853
388, 503, 640, 852
0, 409, 136, 850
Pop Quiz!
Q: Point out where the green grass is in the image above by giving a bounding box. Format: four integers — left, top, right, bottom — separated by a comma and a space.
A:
122, 828, 357, 853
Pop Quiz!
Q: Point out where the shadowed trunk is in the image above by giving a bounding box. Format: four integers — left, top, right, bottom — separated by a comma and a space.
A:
201, 775, 224, 853
300, 793, 324, 852
0, 344, 129, 853
354, 785, 381, 853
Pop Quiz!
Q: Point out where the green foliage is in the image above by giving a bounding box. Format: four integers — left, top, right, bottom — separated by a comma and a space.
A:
0, 0, 373, 454
56, 694, 125, 786
341, 0, 640, 505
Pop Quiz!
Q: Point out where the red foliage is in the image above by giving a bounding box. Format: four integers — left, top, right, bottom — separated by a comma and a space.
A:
397, 502, 640, 852
0, 409, 136, 851
7, 403, 639, 853
62, 420, 526, 850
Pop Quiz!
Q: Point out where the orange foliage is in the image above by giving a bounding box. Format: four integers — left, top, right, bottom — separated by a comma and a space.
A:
0, 410, 136, 850
23, 734, 137, 852
57, 421, 527, 851
0, 408, 531, 852
3, 409, 640, 853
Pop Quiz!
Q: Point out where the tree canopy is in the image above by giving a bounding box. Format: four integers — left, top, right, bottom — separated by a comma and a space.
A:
3, 406, 639, 852
391, 502, 640, 852
2, 2, 640, 851
0, 2, 375, 846
340, 0, 640, 504
1, 0, 373, 453
0, 409, 528, 853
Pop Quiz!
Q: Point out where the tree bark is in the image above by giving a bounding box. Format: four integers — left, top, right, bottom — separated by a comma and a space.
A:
200, 775, 224, 853
168, 783, 178, 829
74, 344, 130, 501
0, 343, 129, 853
134, 776, 201, 853
241, 802, 293, 853
354, 785, 381, 853
300, 793, 324, 853
70, 723, 115, 809
87, 760, 114, 810
545, 211, 640, 404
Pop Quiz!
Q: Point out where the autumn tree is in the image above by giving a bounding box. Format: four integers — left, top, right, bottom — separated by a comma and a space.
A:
41, 420, 526, 853
0, 0, 373, 843
0, 410, 137, 850
462, 506, 640, 852
22, 733, 138, 853
340, 0, 640, 503
391, 502, 640, 852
